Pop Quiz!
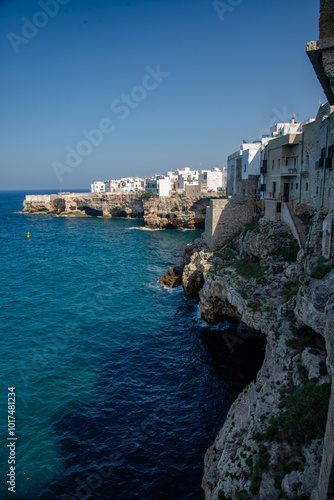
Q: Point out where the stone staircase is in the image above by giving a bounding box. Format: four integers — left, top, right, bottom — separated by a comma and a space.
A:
286, 202, 307, 247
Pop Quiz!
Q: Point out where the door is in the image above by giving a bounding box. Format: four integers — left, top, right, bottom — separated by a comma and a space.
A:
283, 183, 290, 201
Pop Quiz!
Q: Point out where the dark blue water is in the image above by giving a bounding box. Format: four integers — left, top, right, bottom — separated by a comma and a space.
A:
0, 191, 265, 500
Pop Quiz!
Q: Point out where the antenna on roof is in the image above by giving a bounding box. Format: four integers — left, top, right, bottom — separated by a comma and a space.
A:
319, 96, 322, 107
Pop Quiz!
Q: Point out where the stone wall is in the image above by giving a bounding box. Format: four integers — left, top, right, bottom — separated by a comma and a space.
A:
307, 0, 334, 105
203, 176, 258, 251
320, 0, 334, 39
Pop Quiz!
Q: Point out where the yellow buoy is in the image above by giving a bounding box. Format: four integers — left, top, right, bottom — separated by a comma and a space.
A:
27, 232, 30, 239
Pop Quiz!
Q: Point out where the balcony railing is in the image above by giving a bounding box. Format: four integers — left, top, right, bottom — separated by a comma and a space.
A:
280, 166, 298, 176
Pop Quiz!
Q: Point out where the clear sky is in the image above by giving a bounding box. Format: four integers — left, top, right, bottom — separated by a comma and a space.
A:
0, 0, 325, 191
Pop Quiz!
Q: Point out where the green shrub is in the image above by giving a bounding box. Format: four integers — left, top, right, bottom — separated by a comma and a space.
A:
171, 207, 179, 212
232, 260, 266, 280
239, 289, 249, 300
266, 381, 331, 443
235, 491, 251, 500
218, 491, 227, 500
311, 259, 333, 279
272, 241, 300, 262
282, 280, 300, 303
141, 191, 153, 199
242, 216, 262, 235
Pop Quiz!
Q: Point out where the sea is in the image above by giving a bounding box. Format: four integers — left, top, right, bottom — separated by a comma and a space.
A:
0, 191, 265, 500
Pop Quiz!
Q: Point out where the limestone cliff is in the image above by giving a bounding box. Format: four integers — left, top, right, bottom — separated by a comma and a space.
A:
22, 193, 144, 218
143, 196, 218, 229
22, 193, 223, 230
179, 215, 334, 499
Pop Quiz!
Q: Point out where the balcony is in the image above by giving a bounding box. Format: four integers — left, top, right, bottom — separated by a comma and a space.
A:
260, 160, 267, 174
326, 157, 333, 169
281, 166, 298, 176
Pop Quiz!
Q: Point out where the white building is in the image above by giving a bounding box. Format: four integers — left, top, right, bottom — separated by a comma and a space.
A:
198, 168, 225, 192
119, 177, 145, 193
91, 181, 107, 194
145, 176, 170, 197
270, 118, 302, 138
105, 179, 122, 193
177, 167, 199, 190
165, 171, 179, 192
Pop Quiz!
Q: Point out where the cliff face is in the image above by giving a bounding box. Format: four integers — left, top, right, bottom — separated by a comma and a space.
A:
23, 193, 223, 229
143, 196, 221, 229
180, 216, 334, 499
23, 193, 144, 218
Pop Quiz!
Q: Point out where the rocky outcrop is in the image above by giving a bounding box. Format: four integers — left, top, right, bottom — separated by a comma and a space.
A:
143, 195, 222, 230
23, 192, 224, 230
159, 266, 183, 288
23, 193, 144, 218
179, 215, 334, 499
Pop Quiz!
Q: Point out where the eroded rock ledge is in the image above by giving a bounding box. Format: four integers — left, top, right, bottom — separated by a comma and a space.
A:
168, 215, 334, 499
22, 192, 223, 230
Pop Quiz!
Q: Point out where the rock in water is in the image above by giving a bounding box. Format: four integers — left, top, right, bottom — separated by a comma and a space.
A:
159, 266, 183, 288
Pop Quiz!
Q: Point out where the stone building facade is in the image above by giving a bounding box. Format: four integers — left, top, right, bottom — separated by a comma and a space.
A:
301, 103, 334, 213
262, 132, 303, 221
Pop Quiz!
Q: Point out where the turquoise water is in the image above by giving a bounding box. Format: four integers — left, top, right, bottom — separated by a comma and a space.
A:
0, 191, 265, 499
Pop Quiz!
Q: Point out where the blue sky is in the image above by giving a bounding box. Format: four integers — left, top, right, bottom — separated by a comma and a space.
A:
0, 0, 325, 190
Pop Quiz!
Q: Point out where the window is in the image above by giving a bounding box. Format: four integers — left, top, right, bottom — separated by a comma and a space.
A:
329, 188, 331, 198
296, 183, 298, 190
272, 160, 274, 169
306, 183, 309, 192
293, 157, 298, 169
244, 164, 247, 172
316, 186, 319, 194
273, 182, 277, 194
286, 158, 289, 167
278, 159, 281, 168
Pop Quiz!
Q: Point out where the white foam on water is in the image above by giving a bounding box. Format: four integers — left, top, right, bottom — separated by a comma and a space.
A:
128, 226, 165, 231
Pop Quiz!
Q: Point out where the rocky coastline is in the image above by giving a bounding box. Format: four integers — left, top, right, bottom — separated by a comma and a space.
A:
22, 192, 223, 230
161, 213, 334, 499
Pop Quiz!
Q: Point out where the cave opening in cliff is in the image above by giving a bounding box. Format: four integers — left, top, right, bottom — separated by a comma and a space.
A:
80, 206, 103, 217
289, 324, 326, 352
114, 210, 129, 218
200, 322, 267, 394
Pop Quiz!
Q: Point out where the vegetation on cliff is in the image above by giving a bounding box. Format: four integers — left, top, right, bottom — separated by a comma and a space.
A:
174, 214, 333, 500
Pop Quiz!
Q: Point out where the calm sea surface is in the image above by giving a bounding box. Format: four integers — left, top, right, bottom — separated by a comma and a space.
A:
0, 191, 265, 500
